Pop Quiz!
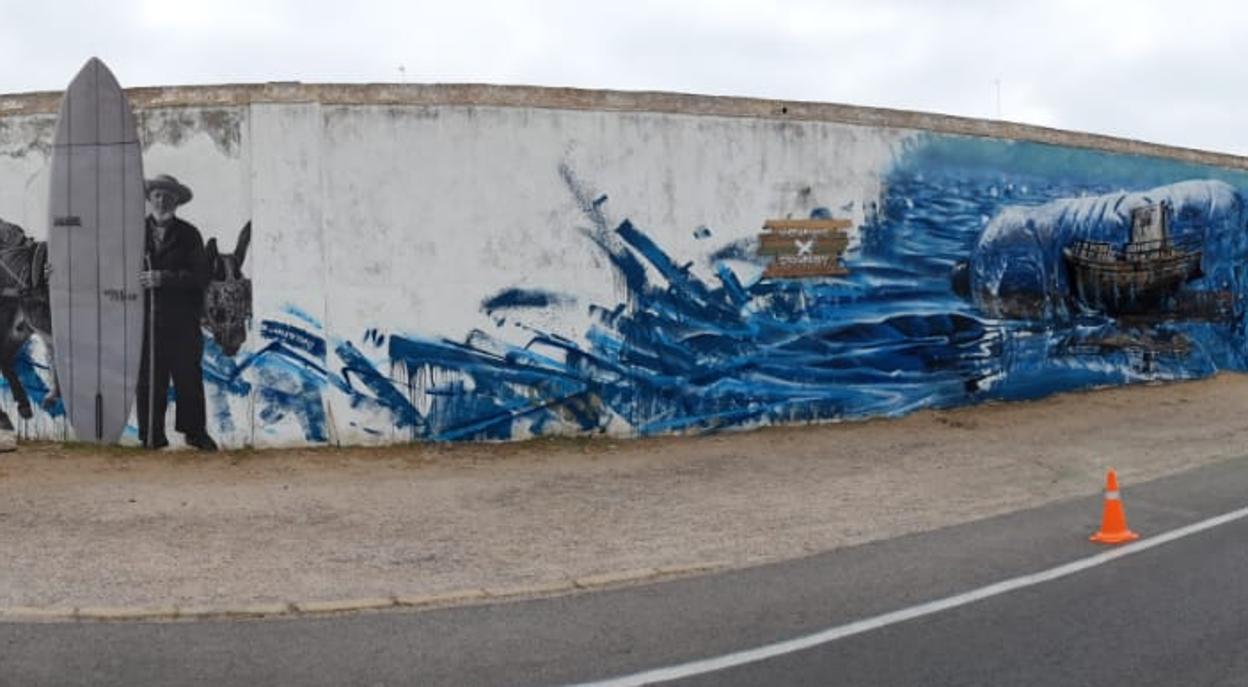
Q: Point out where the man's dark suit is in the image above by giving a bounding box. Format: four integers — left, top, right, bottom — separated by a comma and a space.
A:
137, 215, 210, 447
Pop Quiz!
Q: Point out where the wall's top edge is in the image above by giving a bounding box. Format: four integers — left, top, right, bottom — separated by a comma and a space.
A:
3, 81, 1245, 170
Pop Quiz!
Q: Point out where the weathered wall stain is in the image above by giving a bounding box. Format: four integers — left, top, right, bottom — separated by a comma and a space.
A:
0, 116, 55, 160
136, 108, 244, 156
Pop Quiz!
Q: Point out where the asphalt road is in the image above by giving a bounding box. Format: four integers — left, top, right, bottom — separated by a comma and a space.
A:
3, 456, 1247, 687
670, 514, 1248, 686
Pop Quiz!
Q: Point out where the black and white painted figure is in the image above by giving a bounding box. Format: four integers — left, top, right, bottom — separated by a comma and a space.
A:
137, 174, 217, 451
0, 218, 54, 435
0, 214, 249, 442
204, 222, 252, 357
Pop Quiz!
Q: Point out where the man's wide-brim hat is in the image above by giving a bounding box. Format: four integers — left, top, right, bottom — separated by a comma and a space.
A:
145, 174, 193, 206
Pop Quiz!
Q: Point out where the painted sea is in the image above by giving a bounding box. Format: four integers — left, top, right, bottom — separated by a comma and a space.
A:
146, 134, 1248, 442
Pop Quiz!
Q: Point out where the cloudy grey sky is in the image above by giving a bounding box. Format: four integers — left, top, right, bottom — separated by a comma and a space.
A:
2, 0, 1244, 154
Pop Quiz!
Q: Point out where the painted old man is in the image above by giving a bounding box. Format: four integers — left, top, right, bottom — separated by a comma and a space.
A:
137, 174, 217, 451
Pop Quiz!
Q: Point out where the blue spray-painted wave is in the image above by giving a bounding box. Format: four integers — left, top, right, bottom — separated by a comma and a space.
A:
361, 141, 1248, 441
203, 320, 330, 443
202, 315, 432, 443
193, 136, 1248, 444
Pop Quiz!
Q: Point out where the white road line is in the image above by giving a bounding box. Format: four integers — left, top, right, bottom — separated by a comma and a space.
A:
570, 504, 1248, 687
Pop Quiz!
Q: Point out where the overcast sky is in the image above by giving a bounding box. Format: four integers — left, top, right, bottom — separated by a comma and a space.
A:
2, 0, 1244, 155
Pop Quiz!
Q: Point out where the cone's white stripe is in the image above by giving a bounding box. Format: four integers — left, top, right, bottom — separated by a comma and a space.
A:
569, 504, 1248, 687
1105, 490, 1121, 500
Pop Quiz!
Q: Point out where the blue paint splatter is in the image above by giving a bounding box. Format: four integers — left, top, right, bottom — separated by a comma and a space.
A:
481, 289, 575, 313
283, 305, 323, 329
203, 322, 331, 443
337, 340, 422, 432
253, 351, 328, 442
260, 320, 327, 358
10, 343, 63, 417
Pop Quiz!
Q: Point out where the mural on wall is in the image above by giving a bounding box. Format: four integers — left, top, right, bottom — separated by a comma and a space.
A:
138, 174, 218, 451
135, 174, 255, 450
282, 138, 1248, 443
4, 98, 1248, 447
0, 185, 253, 448
203, 221, 252, 357
201, 308, 332, 445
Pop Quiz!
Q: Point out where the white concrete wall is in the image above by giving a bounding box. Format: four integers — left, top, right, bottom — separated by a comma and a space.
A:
313, 105, 904, 445
4, 86, 1247, 447
0, 97, 908, 447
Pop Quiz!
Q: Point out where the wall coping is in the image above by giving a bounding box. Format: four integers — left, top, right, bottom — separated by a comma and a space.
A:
2, 82, 1246, 171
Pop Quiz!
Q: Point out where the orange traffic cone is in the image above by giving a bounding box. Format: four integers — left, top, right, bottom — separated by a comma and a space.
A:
1090, 469, 1139, 544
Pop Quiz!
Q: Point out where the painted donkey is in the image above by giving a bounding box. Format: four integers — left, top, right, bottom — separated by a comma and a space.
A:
0, 218, 54, 425
203, 221, 252, 356
0, 218, 253, 427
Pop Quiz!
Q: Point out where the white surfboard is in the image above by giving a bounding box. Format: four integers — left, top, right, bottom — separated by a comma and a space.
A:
47, 58, 146, 443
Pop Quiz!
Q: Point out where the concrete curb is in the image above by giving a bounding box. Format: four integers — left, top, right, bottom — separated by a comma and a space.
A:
76, 606, 180, 621
0, 562, 725, 623
573, 568, 659, 589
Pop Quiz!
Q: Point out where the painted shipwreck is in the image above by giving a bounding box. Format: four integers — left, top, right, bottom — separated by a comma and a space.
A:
1062, 202, 1203, 315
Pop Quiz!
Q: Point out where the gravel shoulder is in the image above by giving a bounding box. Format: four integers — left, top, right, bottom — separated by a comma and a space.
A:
2, 374, 1246, 609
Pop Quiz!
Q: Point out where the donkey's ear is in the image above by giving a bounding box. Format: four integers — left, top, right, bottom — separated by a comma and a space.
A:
235, 222, 251, 267
205, 237, 219, 267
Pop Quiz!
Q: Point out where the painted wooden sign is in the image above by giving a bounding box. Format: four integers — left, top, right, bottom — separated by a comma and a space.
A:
758, 218, 851, 278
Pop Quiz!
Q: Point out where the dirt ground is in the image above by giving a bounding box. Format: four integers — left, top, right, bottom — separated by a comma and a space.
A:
2, 374, 1247, 609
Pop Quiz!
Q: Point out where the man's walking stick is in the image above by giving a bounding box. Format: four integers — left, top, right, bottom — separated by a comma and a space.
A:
144, 252, 156, 449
